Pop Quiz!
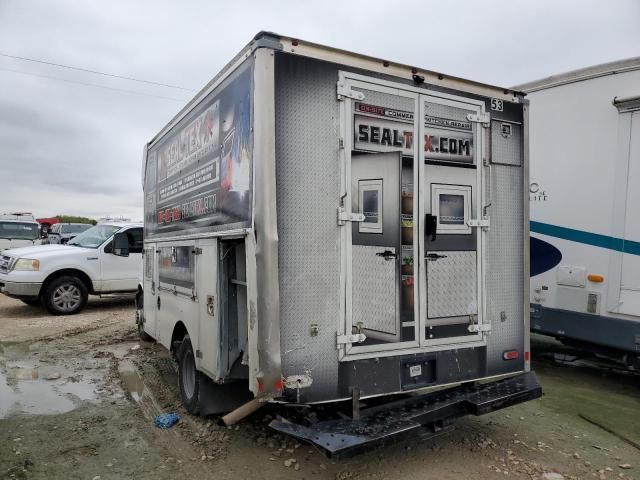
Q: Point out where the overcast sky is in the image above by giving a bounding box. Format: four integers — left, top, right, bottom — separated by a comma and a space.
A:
0, 0, 638, 220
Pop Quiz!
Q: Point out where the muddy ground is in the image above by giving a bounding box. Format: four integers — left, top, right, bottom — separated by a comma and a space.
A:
0, 294, 638, 480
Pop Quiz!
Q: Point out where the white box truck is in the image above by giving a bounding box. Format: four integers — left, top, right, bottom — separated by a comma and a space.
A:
132, 32, 540, 457
515, 58, 640, 370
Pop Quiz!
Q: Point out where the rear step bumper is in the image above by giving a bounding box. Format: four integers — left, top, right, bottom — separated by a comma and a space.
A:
269, 371, 542, 459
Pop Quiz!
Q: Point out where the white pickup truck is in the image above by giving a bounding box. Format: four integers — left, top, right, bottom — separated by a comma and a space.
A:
0, 221, 142, 315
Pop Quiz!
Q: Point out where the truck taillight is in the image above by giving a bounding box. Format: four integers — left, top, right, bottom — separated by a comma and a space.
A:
503, 350, 519, 360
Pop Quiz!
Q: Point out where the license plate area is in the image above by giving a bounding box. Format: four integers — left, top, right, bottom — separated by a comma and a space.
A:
400, 356, 436, 390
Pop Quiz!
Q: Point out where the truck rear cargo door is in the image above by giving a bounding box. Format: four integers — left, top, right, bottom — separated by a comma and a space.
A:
418, 94, 488, 346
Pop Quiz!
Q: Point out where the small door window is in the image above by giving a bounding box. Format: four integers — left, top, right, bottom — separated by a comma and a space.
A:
431, 184, 471, 234
358, 179, 383, 234
158, 246, 195, 290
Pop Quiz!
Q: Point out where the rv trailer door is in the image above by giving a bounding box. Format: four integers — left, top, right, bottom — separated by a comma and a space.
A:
618, 110, 640, 316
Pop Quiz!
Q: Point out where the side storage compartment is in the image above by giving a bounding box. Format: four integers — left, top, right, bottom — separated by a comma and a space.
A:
195, 236, 252, 415
218, 238, 249, 380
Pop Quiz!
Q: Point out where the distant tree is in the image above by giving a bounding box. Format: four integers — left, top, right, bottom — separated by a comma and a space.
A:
55, 215, 97, 225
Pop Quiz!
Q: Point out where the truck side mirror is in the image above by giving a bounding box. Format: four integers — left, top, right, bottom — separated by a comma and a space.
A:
113, 232, 130, 257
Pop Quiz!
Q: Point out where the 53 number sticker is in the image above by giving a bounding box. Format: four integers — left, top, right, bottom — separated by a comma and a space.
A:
491, 98, 504, 112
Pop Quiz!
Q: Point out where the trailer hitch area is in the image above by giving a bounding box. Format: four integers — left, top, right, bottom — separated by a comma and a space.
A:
269, 371, 542, 459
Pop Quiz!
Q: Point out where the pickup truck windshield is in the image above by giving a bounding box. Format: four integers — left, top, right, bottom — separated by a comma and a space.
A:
0, 222, 39, 240
67, 225, 121, 248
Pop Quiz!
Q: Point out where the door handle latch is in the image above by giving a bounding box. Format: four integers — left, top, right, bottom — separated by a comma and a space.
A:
468, 217, 490, 232
376, 250, 397, 260
426, 253, 448, 261
206, 295, 215, 316
425, 214, 438, 241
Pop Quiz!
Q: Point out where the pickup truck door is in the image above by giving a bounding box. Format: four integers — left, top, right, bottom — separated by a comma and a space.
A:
99, 227, 143, 292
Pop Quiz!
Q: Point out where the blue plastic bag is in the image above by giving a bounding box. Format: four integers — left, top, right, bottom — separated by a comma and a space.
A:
153, 412, 180, 429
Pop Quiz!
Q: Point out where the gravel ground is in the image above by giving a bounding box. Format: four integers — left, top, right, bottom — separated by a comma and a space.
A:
0, 294, 638, 480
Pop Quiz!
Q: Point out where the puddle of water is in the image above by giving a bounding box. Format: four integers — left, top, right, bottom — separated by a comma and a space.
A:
119, 363, 145, 403
0, 361, 98, 419
118, 359, 162, 420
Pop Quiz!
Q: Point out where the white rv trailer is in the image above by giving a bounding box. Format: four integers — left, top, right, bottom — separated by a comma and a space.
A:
515, 59, 640, 369
132, 32, 540, 457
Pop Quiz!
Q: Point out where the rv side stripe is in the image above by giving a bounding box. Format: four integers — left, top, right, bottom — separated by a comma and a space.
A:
530, 221, 640, 256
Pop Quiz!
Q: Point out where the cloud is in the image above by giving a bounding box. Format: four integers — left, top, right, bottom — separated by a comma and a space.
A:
0, 0, 638, 220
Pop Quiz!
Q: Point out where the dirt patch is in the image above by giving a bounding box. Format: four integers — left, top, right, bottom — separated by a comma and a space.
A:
0, 294, 134, 344
0, 294, 638, 480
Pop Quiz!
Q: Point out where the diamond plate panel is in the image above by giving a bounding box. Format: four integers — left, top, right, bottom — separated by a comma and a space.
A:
427, 251, 477, 318
352, 245, 398, 334
485, 164, 524, 374
491, 120, 522, 166
274, 55, 343, 397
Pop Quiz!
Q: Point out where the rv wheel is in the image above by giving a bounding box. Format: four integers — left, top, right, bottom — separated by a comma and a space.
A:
177, 334, 201, 415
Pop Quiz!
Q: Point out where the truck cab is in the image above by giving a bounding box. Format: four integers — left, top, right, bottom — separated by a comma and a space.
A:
0, 213, 41, 253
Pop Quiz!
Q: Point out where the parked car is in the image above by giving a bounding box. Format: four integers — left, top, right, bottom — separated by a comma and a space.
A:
0, 213, 41, 252
0, 221, 142, 314
45, 222, 92, 244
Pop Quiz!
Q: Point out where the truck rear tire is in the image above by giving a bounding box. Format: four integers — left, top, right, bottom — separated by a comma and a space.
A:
177, 334, 201, 415
42, 275, 88, 315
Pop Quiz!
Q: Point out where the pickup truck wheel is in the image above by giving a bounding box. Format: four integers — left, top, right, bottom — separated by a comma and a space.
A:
42, 275, 88, 315
177, 334, 201, 415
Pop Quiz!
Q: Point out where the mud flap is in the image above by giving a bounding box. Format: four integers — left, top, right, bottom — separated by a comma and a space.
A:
269, 372, 542, 458
198, 375, 253, 416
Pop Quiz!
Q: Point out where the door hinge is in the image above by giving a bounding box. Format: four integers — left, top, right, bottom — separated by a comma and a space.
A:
192, 247, 203, 255
466, 112, 490, 127
337, 333, 367, 345
337, 206, 366, 226
337, 82, 365, 101
467, 217, 490, 231
468, 323, 491, 333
